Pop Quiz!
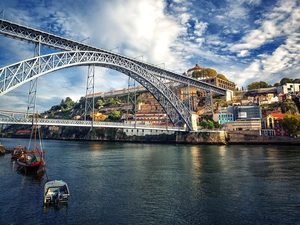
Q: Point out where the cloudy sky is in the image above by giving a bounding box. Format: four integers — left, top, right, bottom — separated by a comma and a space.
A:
0, 0, 299, 112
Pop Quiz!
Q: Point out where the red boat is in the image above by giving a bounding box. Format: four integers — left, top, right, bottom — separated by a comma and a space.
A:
17, 152, 45, 174
11, 145, 27, 160
16, 113, 46, 177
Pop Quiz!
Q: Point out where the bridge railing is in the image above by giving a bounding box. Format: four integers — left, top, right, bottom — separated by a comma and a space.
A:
0, 117, 185, 131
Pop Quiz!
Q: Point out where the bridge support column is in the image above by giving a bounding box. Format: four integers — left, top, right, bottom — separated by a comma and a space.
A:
27, 36, 41, 117
85, 65, 95, 126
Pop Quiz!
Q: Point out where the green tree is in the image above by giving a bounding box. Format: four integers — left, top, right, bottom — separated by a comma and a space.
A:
217, 74, 228, 81
280, 100, 299, 114
108, 110, 121, 121
199, 119, 214, 129
280, 78, 293, 85
205, 68, 217, 77
96, 99, 104, 109
109, 98, 116, 105
293, 79, 300, 83
192, 70, 203, 79
281, 113, 300, 136
213, 121, 221, 128
247, 81, 268, 90
192, 68, 218, 79
60, 97, 74, 109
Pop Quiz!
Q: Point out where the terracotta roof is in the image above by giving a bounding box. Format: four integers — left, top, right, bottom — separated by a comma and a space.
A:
187, 64, 201, 72
269, 113, 285, 120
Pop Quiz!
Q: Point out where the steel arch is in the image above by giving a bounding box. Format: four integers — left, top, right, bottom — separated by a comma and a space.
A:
0, 18, 227, 95
0, 51, 193, 130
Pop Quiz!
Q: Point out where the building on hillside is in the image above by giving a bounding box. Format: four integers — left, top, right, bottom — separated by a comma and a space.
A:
277, 83, 300, 95
183, 64, 235, 104
265, 113, 289, 136
185, 64, 203, 77
221, 104, 263, 133
73, 115, 81, 120
184, 64, 236, 91
233, 104, 262, 121
123, 128, 176, 136
277, 93, 292, 102
213, 107, 234, 124
179, 86, 200, 110
121, 92, 182, 136
223, 118, 262, 132
244, 87, 277, 97
15, 129, 31, 136
200, 77, 236, 91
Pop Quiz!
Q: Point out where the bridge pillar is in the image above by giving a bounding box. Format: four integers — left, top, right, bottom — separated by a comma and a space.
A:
27, 36, 41, 117
85, 65, 95, 125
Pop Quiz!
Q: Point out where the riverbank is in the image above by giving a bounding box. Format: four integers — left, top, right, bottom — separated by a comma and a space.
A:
2, 129, 300, 147
175, 130, 300, 145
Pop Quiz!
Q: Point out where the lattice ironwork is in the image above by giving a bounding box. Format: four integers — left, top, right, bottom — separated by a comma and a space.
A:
85, 65, 95, 121
0, 116, 185, 131
0, 18, 226, 96
0, 18, 228, 131
0, 51, 194, 130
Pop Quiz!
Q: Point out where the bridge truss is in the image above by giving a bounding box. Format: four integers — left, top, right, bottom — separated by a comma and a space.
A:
0, 117, 185, 131
0, 18, 227, 131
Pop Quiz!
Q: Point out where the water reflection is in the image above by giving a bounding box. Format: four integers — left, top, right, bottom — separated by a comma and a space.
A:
1, 139, 300, 225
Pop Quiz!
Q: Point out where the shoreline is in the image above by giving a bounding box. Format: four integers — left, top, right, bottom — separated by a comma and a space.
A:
1, 133, 300, 149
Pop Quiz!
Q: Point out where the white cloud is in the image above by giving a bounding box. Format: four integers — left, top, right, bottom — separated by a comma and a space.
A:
0, 0, 299, 111
237, 50, 250, 57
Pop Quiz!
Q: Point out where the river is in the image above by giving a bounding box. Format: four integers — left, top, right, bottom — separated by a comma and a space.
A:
0, 138, 300, 225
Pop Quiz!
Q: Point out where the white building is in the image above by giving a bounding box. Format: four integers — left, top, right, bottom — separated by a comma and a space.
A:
277, 83, 300, 95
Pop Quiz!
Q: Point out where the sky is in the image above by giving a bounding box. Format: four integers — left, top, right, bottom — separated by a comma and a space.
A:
0, 0, 299, 112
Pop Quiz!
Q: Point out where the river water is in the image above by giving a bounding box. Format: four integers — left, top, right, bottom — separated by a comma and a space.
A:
0, 138, 300, 225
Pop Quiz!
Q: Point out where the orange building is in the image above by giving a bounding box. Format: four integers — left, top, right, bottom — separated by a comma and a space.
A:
265, 113, 289, 136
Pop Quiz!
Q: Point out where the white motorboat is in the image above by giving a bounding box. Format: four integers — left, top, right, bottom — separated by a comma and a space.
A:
44, 180, 70, 204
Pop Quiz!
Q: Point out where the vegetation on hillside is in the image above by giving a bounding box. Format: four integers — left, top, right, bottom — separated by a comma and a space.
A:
247, 77, 300, 90
191, 68, 228, 81
247, 81, 269, 90
44, 94, 135, 122
281, 112, 300, 136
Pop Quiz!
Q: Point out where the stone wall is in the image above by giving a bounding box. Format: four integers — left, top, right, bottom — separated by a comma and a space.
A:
175, 131, 228, 144
227, 131, 300, 144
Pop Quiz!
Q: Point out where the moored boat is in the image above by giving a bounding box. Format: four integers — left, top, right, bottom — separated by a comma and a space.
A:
11, 145, 27, 160
16, 113, 46, 177
17, 152, 45, 175
44, 180, 70, 205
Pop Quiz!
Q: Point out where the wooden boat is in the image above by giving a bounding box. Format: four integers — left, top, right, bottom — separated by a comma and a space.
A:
11, 145, 27, 160
44, 180, 70, 205
17, 152, 45, 174
16, 113, 46, 177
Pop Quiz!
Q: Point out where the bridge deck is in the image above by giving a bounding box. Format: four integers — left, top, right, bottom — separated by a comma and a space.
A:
0, 117, 185, 131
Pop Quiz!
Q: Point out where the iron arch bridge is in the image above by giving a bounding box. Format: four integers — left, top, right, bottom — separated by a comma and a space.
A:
0, 18, 227, 131
0, 50, 198, 129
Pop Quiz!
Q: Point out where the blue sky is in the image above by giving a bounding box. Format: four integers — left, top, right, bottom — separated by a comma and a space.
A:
0, 0, 299, 112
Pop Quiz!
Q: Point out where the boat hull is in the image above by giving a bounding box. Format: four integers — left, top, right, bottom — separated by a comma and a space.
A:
11, 146, 27, 160
16, 154, 45, 176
